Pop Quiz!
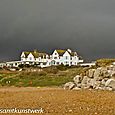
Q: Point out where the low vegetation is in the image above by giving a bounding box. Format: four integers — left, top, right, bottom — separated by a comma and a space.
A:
96, 58, 115, 67
0, 65, 88, 87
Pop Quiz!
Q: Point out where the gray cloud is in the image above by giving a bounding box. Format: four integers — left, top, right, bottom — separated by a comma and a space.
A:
0, 0, 115, 61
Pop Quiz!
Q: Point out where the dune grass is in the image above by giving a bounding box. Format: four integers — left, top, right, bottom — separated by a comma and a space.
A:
0, 66, 87, 87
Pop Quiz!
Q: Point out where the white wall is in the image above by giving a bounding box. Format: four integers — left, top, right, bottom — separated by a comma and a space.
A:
51, 50, 61, 65
62, 51, 71, 66
26, 53, 35, 61
19, 50, 84, 67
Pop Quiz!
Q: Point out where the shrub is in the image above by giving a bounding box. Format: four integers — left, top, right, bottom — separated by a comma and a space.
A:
96, 58, 115, 67
56, 65, 69, 71
44, 66, 58, 74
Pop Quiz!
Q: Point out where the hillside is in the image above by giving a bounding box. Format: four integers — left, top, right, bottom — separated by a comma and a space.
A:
0, 66, 88, 87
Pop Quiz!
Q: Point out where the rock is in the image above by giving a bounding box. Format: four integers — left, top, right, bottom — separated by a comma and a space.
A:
101, 67, 107, 72
94, 69, 101, 80
90, 79, 95, 85
64, 82, 75, 90
90, 79, 101, 89
73, 87, 81, 90
86, 78, 101, 89
73, 75, 82, 84
101, 67, 110, 78
76, 83, 82, 88
81, 76, 90, 84
95, 87, 104, 90
105, 79, 115, 90
64, 64, 115, 91
105, 87, 113, 91
108, 70, 115, 77
81, 76, 90, 88
101, 79, 106, 86
88, 69, 95, 78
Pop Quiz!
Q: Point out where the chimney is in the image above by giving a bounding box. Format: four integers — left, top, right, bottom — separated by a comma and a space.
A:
34, 49, 38, 53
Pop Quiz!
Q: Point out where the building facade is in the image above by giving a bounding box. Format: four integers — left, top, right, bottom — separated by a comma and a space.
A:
50, 49, 83, 66
0, 49, 84, 68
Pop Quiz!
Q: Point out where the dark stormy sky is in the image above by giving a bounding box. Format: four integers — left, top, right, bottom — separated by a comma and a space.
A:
0, 0, 115, 61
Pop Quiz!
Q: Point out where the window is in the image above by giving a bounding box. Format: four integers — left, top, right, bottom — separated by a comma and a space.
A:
57, 62, 60, 65
51, 60, 56, 65
29, 62, 33, 64
66, 56, 68, 59
39, 58, 41, 61
54, 57, 57, 59
21, 55, 25, 58
29, 57, 32, 60
66, 61, 68, 64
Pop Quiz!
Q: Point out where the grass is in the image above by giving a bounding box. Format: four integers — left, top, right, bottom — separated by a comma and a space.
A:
0, 66, 87, 87
96, 58, 115, 67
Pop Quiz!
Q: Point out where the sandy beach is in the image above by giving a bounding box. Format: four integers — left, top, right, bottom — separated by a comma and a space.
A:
0, 87, 115, 115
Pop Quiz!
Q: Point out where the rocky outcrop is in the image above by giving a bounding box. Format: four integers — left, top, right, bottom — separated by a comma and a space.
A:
64, 65, 115, 91
73, 75, 82, 84
64, 82, 76, 90
105, 79, 115, 90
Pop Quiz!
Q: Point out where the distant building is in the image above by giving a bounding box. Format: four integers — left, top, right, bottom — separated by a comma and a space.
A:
0, 49, 84, 68
50, 49, 83, 66
20, 50, 51, 67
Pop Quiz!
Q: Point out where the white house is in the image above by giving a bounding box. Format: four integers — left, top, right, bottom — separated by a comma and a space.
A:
6, 61, 22, 67
0, 62, 6, 68
0, 61, 22, 68
20, 49, 83, 67
50, 49, 83, 66
20, 50, 51, 67
0, 48, 84, 68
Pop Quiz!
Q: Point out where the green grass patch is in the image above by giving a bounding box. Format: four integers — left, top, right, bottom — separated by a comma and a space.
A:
0, 66, 87, 87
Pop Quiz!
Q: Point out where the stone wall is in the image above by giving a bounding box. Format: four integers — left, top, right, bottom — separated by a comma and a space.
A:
64, 65, 115, 91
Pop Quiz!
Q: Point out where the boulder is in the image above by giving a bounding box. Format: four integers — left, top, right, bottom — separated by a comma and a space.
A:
64, 64, 115, 91
94, 68, 101, 80
76, 83, 82, 88
100, 67, 107, 72
105, 87, 113, 91
105, 79, 115, 90
64, 82, 75, 90
101, 79, 106, 86
108, 70, 115, 77
95, 86, 104, 90
88, 79, 101, 89
88, 69, 95, 78
73, 87, 81, 90
81, 76, 90, 85
73, 75, 82, 84
81, 76, 91, 88
101, 67, 110, 78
